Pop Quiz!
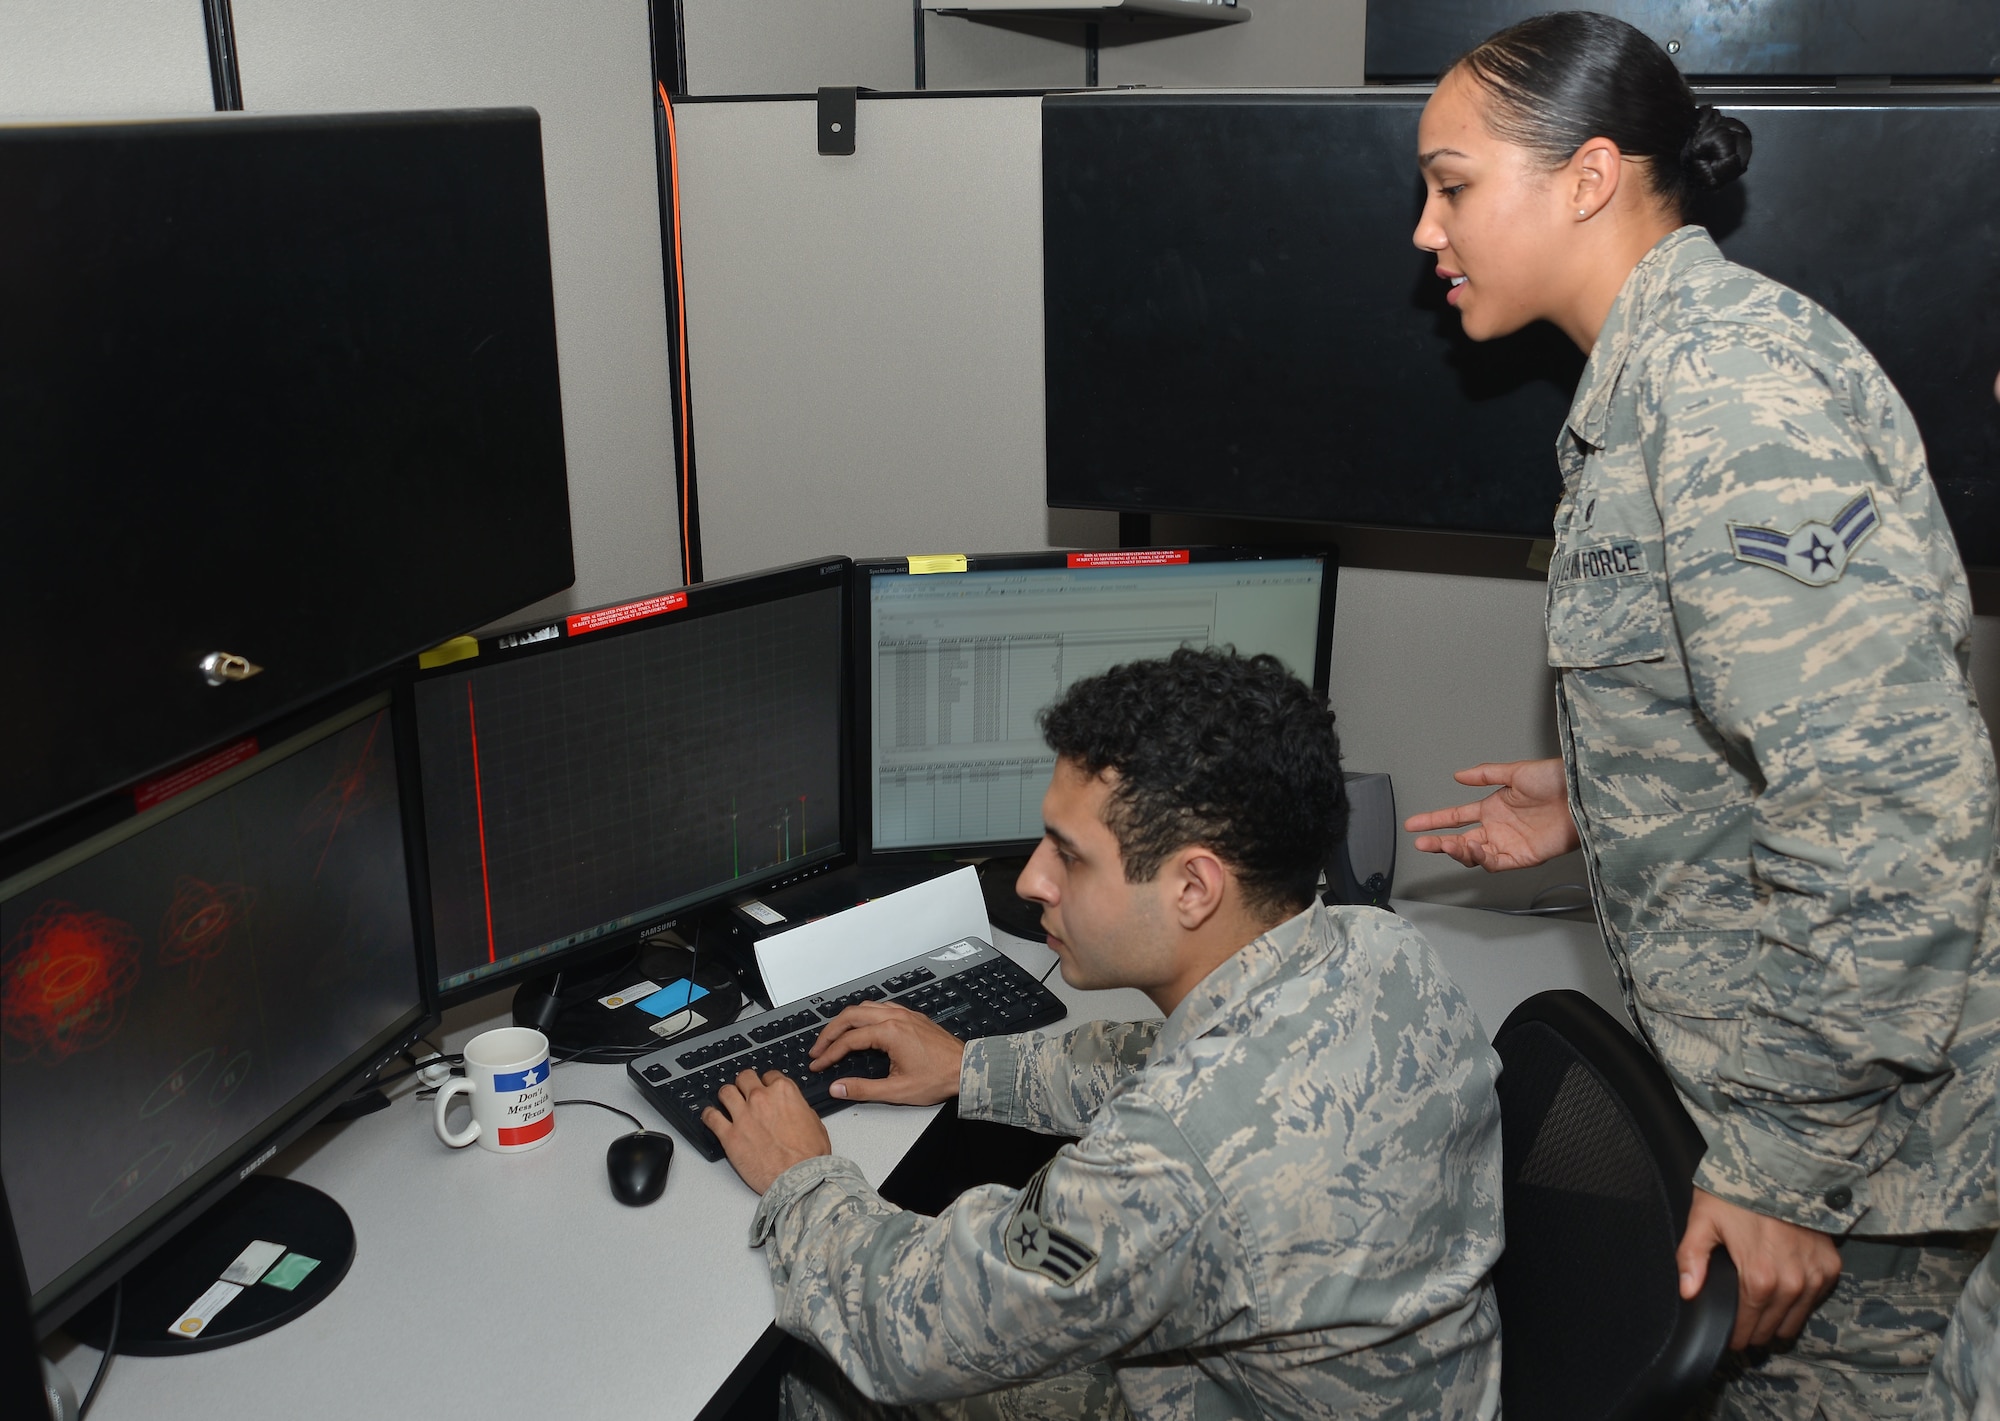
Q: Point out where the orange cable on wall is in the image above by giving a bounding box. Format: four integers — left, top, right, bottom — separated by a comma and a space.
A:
660, 80, 697, 582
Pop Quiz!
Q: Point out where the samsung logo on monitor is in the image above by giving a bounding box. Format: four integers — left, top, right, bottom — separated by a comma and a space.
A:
239, 1146, 278, 1181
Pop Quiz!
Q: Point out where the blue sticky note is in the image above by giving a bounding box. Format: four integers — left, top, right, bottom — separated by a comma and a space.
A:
635, 980, 708, 1017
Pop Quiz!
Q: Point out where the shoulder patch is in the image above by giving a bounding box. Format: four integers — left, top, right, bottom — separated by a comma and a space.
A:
1004, 1163, 1098, 1286
1727, 490, 1878, 586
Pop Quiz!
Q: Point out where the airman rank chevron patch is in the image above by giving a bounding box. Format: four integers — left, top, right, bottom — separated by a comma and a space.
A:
1727, 490, 1879, 587
1004, 1163, 1098, 1286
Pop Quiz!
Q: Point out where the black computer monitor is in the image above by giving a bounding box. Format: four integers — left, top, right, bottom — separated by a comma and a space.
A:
852, 547, 1336, 867
2, 108, 575, 843
1043, 89, 2000, 560
0, 689, 435, 1346
408, 559, 851, 1049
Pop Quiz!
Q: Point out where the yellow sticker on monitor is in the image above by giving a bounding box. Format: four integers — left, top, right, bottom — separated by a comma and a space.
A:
906, 554, 968, 575
417, 635, 481, 669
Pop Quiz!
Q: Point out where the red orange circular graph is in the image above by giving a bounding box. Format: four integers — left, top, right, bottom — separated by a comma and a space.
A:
159, 877, 254, 985
1, 901, 144, 1063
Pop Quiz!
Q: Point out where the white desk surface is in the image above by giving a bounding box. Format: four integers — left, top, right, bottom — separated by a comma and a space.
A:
54, 902, 1616, 1421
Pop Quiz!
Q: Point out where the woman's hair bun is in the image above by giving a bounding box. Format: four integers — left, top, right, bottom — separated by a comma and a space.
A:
1682, 106, 1753, 191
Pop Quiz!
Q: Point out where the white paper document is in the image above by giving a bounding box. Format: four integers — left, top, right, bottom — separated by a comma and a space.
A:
754, 865, 990, 1007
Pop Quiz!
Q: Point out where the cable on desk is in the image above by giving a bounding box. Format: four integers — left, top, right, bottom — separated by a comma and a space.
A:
400, 1037, 442, 1068
372, 1052, 463, 1087
551, 1042, 668, 1066
553, 1098, 646, 1132
1476, 883, 1595, 917
77, 1279, 120, 1418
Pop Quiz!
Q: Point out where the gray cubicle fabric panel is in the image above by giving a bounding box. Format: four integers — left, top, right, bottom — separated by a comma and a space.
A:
0, 0, 212, 118
1096, 0, 1368, 90
228, 0, 683, 619
921, 15, 1085, 91
675, 95, 1083, 580
681, 0, 914, 96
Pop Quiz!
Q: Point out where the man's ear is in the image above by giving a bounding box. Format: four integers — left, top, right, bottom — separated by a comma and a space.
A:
1170, 846, 1229, 932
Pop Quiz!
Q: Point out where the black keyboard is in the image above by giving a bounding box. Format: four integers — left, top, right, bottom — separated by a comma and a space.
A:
628, 938, 1066, 1161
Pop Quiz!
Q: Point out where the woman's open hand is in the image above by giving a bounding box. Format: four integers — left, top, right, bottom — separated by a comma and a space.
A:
1403, 758, 1580, 871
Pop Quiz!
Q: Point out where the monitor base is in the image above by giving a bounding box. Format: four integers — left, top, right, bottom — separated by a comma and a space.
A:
65, 1177, 353, 1355
976, 856, 1047, 942
513, 940, 743, 1056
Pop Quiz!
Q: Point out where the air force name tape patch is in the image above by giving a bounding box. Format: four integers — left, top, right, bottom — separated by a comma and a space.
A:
1557, 540, 1647, 584
1004, 1163, 1098, 1286
1728, 490, 1879, 586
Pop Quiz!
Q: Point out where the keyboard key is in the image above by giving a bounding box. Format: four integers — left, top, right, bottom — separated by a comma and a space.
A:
748, 1010, 820, 1044
815, 984, 888, 1019
678, 1034, 751, 1069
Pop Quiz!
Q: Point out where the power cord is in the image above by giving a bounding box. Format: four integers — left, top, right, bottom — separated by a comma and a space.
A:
553, 1098, 646, 1131
551, 1042, 672, 1066
1479, 883, 1595, 917
77, 1280, 120, 1418
374, 1052, 463, 1088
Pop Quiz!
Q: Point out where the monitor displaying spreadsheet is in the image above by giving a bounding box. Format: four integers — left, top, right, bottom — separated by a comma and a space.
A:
855, 549, 1333, 858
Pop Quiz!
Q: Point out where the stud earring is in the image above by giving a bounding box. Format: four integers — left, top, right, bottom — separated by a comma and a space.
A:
1578, 208, 1588, 217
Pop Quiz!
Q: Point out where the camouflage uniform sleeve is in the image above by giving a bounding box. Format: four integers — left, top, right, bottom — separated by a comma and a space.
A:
1639, 329, 1996, 1231
748, 1094, 1214, 1405
959, 1020, 1163, 1136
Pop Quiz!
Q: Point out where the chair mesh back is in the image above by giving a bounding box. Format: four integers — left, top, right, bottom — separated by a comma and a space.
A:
1494, 1020, 1683, 1420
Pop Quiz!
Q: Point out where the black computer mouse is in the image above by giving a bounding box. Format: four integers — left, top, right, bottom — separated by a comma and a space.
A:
606, 1130, 675, 1206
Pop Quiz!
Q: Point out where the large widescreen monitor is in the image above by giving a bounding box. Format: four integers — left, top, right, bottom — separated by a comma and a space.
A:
409, 560, 850, 1046
0, 690, 434, 1342
1043, 89, 2000, 563
854, 548, 1334, 863
1363, 0, 2000, 82
1, 108, 575, 842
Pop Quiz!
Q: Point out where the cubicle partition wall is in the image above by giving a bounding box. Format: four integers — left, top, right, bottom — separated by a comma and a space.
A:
669, 93, 1106, 579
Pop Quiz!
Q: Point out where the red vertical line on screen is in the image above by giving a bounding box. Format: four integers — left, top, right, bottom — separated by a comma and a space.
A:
467, 682, 497, 964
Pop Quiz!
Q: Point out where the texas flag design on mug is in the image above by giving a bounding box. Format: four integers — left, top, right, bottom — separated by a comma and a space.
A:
495, 1059, 554, 1146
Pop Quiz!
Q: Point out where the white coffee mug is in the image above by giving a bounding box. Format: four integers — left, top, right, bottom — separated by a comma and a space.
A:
433, 1027, 555, 1154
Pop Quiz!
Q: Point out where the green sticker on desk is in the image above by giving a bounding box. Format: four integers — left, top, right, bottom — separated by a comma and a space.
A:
260, 1252, 320, 1291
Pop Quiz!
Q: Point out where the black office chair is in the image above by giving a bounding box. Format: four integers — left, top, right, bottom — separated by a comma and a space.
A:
1491, 989, 1739, 1421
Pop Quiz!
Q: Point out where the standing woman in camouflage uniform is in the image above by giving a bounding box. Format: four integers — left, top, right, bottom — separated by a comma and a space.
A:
1401, 12, 1999, 1419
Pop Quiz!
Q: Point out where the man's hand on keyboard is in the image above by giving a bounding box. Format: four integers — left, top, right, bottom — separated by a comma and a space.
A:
704, 1070, 833, 1194
810, 1002, 965, 1106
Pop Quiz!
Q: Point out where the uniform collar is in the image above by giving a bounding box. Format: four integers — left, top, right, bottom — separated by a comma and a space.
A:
1565, 225, 1722, 453
1153, 898, 1333, 1060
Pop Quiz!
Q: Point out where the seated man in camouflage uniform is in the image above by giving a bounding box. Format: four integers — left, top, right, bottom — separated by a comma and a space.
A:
704, 647, 1505, 1420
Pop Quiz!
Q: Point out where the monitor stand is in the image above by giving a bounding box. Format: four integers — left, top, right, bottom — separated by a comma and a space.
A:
976, 856, 1046, 943
65, 1177, 352, 1355
512, 938, 744, 1056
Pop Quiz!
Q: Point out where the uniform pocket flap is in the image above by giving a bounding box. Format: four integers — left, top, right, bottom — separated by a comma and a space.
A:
1546, 554, 1671, 669
1625, 928, 1760, 1017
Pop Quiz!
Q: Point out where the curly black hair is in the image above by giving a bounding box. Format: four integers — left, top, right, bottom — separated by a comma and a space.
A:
1038, 647, 1347, 918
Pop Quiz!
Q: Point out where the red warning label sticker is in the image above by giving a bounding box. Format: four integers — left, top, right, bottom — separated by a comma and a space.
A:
1066, 550, 1191, 569
565, 591, 689, 637
134, 737, 260, 812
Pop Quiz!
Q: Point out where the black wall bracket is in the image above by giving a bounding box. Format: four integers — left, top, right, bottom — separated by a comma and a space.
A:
818, 87, 859, 155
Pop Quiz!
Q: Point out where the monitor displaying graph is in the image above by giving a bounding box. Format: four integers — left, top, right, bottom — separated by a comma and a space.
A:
0, 693, 425, 1314
413, 563, 848, 998
858, 550, 1331, 856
